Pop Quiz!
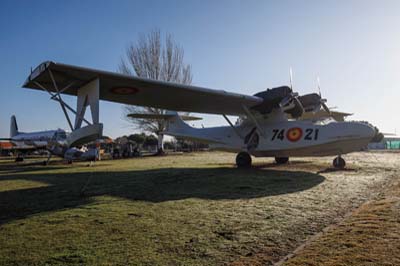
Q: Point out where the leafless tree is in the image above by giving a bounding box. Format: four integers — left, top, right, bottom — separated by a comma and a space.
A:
120, 30, 192, 154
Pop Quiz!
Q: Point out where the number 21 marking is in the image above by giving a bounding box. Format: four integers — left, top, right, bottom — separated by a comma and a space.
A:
305, 128, 319, 140
271, 128, 319, 141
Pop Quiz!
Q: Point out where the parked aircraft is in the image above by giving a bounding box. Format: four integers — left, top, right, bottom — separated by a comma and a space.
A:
22, 61, 377, 168
1, 115, 99, 163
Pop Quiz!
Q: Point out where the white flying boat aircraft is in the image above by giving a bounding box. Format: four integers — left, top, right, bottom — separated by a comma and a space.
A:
22, 61, 376, 168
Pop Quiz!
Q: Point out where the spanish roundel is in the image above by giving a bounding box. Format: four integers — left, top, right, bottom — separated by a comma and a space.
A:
110, 87, 139, 95
286, 127, 303, 142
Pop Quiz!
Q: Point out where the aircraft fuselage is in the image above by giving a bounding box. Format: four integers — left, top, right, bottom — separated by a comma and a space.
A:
165, 118, 375, 157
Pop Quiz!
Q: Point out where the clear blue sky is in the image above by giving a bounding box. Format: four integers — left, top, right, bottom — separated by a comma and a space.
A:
1, 0, 399, 138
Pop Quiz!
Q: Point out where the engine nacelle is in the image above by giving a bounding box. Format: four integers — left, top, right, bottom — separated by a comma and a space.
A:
251, 86, 304, 118
298, 93, 323, 112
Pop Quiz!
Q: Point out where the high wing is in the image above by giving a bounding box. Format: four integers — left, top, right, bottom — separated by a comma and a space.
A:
127, 113, 202, 121
23, 61, 263, 116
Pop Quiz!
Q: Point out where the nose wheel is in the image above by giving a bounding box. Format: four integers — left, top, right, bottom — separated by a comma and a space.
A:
236, 152, 252, 168
333, 156, 346, 169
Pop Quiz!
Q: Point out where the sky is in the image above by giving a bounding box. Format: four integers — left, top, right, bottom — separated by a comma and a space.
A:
1, 0, 399, 138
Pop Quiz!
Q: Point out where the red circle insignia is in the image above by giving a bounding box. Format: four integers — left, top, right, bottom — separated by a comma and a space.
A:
286, 127, 303, 142
110, 87, 138, 95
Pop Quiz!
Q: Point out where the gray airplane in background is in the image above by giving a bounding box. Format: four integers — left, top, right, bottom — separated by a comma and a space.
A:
1, 115, 98, 163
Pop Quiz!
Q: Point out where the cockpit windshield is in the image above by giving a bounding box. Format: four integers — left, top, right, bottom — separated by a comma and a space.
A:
54, 131, 67, 140
313, 117, 336, 125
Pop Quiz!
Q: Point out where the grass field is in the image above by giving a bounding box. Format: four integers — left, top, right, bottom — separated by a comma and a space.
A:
0, 152, 398, 266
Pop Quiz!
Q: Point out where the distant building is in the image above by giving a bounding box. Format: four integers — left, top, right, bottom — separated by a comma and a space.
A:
369, 135, 400, 150
0, 141, 13, 156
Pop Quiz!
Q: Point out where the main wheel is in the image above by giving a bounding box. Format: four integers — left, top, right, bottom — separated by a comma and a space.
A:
333, 156, 346, 169
275, 157, 289, 164
236, 152, 252, 168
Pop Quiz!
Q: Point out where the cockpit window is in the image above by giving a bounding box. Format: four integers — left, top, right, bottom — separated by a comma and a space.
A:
313, 118, 335, 125
55, 131, 67, 140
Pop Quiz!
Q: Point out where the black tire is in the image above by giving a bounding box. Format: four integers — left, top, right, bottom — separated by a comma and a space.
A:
236, 152, 252, 168
275, 157, 289, 164
333, 156, 346, 169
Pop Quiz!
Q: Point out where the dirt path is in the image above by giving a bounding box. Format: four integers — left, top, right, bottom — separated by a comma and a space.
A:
230, 151, 400, 266
280, 180, 400, 266
273, 152, 400, 266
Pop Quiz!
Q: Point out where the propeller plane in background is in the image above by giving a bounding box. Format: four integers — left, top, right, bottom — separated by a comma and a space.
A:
1, 115, 99, 163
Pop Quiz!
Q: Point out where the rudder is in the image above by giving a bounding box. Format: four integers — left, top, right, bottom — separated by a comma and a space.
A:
165, 111, 192, 133
10, 115, 18, 138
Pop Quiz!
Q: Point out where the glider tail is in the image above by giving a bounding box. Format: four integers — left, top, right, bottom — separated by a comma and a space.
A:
10, 115, 18, 138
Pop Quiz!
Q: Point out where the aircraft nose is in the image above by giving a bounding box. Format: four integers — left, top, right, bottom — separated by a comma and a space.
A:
362, 123, 376, 140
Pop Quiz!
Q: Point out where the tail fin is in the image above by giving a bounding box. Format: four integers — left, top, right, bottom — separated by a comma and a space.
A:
10, 115, 18, 138
164, 111, 219, 144
164, 111, 193, 133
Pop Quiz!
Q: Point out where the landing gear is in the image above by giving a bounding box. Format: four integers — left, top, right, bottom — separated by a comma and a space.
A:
333, 156, 346, 169
15, 154, 24, 162
43, 153, 52, 166
236, 152, 252, 168
275, 157, 289, 164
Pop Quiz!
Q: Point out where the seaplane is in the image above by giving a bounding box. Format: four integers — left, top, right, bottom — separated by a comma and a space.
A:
1, 115, 100, 163
22, 61, 377, 168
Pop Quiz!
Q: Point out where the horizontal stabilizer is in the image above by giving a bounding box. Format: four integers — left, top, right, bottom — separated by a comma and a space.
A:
295, 110, 352, 122
127, 113, 202, 121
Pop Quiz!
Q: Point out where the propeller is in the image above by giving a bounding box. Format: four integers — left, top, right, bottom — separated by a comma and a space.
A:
279, 68, 298, 110
289, 67, 293, 91
315, 76, 331, 115
279, 68, 302, 117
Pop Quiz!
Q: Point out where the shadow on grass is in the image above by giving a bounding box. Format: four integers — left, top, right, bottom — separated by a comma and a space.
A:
0, 166, 325, 225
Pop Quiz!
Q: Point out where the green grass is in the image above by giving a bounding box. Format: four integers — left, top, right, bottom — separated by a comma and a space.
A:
0, 152, 398, 266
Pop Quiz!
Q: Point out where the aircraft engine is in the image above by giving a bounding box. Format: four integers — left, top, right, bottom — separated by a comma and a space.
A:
251, 86, 304, 118
298, 93, 322, 112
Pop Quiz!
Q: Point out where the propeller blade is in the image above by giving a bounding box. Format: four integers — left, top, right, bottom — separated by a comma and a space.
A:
316, 76, 329, 115
322, 102, 331, 115
289, 67, 293, 90
317, 76, 321, 97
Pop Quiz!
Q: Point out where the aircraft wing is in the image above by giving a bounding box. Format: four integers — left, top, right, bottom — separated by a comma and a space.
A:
23, 61, 263, 116
127, 113, 202, 121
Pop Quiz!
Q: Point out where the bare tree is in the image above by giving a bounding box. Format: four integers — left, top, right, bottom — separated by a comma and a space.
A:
120, 30, 192, 154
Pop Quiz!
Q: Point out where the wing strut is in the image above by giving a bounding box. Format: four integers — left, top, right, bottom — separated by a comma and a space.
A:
242, 105, 266, 137
29, 66, 103, 147
222, 114, 243, 139
32, 69, 99, 131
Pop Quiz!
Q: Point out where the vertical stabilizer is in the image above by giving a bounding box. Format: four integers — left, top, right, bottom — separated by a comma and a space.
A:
165, 111, 192, 133
10, 115, 18, 138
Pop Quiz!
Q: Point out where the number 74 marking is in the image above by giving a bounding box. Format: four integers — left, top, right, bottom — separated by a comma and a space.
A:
271, 128, 319, 141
